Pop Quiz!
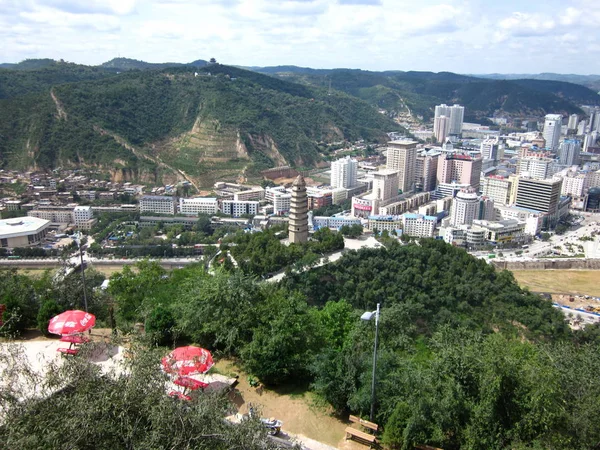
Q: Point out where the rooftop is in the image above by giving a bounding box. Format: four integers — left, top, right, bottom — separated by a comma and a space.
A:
0, 216, 51, 238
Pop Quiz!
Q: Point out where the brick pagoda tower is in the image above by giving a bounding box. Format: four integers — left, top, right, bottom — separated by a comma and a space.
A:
288, 174, 309, 244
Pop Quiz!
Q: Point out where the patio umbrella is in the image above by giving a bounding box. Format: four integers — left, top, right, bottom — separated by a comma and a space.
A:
48, 310, 96, 336
161, 346, 214, 376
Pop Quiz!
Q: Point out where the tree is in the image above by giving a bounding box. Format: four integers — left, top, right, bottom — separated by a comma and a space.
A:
37, 300, 63, 335
0, 344, 279, 449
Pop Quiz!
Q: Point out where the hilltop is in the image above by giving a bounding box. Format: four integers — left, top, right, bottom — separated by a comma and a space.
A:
0, 63, 398, 186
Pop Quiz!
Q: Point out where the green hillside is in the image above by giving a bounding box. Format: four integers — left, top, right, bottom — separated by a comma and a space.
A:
99, 57, 208, 71
255, 67, 600, 119
0, 64, 398, 186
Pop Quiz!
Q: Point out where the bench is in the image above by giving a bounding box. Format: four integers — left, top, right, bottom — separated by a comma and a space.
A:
168, 391, 191, 401
415, 445, 443, 450
345, 427, 377, 446
57, 347, 79, 356
349, 414, 379, 432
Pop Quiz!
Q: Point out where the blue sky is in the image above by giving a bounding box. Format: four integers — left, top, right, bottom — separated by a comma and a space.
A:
1, 0, 598, 74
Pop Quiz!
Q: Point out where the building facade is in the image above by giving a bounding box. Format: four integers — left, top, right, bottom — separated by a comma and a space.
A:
179, 197, 218, 216
543, 114, 563, 151
437, 152, 482, 190
515, 177, 562, 217
386, 140, 418, 193
402, 213, 437, 238
220, 200, 259, 217
140, 196, 177, 215
450, 189, 479, 226
331, 156, 358, 189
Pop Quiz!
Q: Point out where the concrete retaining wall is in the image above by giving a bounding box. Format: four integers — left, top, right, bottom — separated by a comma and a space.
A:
493, 258, 600, 271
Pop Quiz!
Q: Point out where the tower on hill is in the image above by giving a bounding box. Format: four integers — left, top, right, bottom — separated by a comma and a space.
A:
288, 175, 309, 244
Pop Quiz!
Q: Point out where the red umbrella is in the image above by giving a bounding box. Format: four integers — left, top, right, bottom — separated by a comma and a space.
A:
161, 346, 214, 376
48, 310, 96, 336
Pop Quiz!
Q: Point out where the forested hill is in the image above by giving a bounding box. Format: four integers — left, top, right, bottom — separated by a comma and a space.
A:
0, 63, 398, 186
99, 57, 209, 71
254, 66, 600, 119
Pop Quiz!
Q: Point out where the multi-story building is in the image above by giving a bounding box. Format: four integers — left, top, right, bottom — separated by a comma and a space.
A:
434, 104, 451, 135
386, 140, 418, 193
265, 186, 287, 203
434, 115, 450, 144
233, 187, 265, 202
568, 114, 579, 131
0, 217, 51, 248
450, 188, 479, 226
472, 219, 526, 245
402, 213, 437, 238
481, 175, 514, 206
558, 139, 581, 167
312, 216, 361, 230
437, 152, 482, 190
220, 200, 259, 217
140, 196, 177, 215
73, 206, 93, 224
272, 191, 292, 215
331, 156, 358, 189
179, 197, 218, 216
543, 114, 563, 151
480, 138, 502, 163
495, 205, 543, 236
517, 156, 554, 180
366, 215, 403, 232
415, 149, 440, 192
515, 177, 562, 218
379, 192, 431, 216
28, 209, 74, 225
478, 197, 495, 221
351, 169, 400, 218
448, 104, 465, 136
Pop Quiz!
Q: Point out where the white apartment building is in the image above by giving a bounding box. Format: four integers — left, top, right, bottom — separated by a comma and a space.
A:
434, 115, 450, 144
402, 213, 437, 238
448, 104, 465, 135
272, 191, 292, 215
73, 206, 93, 224
140, 196, 177, 215
480, 138, 502, 162
331, 156, 358, 189
265, 186, 287, 203
495, 205, 543, 236
312, 216, 361, 230
543, 114, 562, 151
221, 200, 259, 217
28, 209, 74, 224
450, 189, 479, 226
179, 197, 218, 216
233, 187, 265, 202
518, 157, 554, 180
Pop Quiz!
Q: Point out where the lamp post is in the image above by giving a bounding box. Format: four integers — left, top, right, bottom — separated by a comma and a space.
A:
361, 303, 380, 422
75, 232, 88, 312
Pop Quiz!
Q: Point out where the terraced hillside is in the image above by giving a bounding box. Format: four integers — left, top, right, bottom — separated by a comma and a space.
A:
0, 64, 398, 187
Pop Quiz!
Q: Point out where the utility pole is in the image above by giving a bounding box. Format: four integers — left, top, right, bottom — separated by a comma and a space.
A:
76, 232, 88, 312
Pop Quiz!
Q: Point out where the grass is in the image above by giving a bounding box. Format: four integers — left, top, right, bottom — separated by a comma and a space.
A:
512, 270, 600, 297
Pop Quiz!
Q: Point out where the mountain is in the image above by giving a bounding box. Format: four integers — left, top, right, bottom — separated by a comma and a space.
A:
0, 58, 59, 70
252, 66, 600, 119
0, 63, 398, 187
477, 73, 600, 92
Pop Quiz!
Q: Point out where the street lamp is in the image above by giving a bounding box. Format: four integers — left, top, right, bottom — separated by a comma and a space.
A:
361, 303, 380, 422
74, 232, 88, 312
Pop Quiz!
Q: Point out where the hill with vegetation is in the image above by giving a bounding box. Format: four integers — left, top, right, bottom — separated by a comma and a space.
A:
479, 72, 600, 92
99, 57, 209, 71
254, 66, 600, 120
3, 237, 600, 449
0, 63, 398, 186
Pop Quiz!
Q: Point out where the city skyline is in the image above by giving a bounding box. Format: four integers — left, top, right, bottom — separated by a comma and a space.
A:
1, 0, 600, 74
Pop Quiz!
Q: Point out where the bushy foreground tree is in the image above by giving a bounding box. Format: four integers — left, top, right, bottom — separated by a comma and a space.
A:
0, 343, 285, 449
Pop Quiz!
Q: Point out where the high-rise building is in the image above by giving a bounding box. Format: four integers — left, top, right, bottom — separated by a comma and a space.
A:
568, 114, 579, 131
481, 175, 513, 206
517, 156, 554, 180
558, 139, 581, 166
437, 152, 483, 190
448, 104, 465, 135
543, 114, 563, 151
450, 188, 479, 226
373, 169, 400, 201
434, 115, 450, 143
386, 140, 418, 193
433, 104, 451, 135
584, 132, 598, 151
415, 149, 440, 192
288, 175, 309, 244
515, 177, 562, 217
330, 156, 358, 189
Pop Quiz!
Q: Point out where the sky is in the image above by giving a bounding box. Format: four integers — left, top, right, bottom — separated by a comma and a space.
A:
1, 0, 599, 74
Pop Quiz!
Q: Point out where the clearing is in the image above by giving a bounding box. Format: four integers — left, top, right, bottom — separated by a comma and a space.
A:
511, 269, 600, 297
215, 359, 364, 449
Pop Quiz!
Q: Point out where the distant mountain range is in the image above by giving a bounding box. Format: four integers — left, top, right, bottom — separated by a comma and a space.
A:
475, 73, 600, 92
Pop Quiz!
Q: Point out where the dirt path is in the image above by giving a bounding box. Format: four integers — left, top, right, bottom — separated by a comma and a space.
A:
93, 125, 201, 192
216, 359, 354, 448
50, 88, 67, 120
